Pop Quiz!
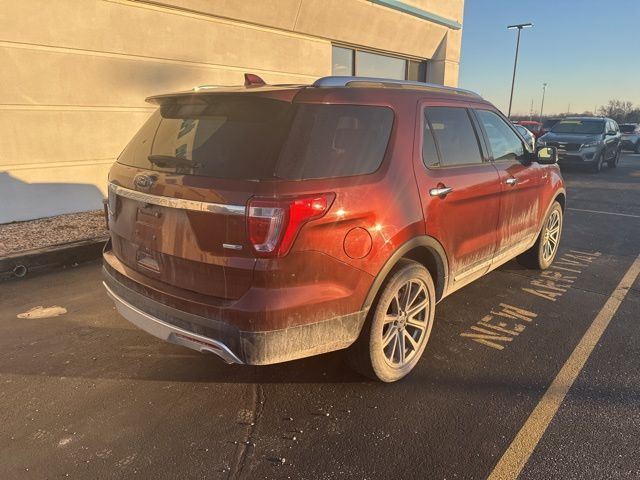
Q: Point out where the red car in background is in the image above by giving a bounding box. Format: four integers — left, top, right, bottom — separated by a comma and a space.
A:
515, 120, 543, 138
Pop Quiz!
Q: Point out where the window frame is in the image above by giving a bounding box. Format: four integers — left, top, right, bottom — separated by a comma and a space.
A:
471, 108, 529, 164
332, 44, 428, 82
420, 105, 489, 169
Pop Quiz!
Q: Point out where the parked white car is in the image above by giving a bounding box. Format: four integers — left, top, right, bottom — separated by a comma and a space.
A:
515, 124, 536, 151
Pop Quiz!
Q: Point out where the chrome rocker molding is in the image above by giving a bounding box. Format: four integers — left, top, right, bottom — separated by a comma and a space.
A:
103, 281, 244, 364
108, 183, 246, 216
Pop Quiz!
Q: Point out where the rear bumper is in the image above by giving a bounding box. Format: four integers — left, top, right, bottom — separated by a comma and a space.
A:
104, 279, 244, 364
103, 258, 368, 365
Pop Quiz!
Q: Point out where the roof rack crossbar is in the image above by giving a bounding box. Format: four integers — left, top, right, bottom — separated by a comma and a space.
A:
312, 76, 481, 98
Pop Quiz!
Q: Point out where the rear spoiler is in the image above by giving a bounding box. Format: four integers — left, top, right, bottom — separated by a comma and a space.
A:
146, 73, 304, 105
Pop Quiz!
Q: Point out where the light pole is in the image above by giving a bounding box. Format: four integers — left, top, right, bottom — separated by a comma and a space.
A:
507, 23, 533, 118
539, 82, 547, 124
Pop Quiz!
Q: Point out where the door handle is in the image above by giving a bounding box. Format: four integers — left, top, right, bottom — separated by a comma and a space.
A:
505, 177, 518, 186
429, 186, 453, 197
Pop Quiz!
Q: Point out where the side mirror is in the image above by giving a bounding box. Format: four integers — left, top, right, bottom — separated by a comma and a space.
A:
536, 146, 557, 164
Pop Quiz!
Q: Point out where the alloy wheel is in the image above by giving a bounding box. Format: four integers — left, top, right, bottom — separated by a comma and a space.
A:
381, 279, 431, 367
542, 210, 561, 261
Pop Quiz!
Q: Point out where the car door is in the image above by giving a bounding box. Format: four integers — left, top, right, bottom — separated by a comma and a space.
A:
606, 120, 621, 159
473, 108, 544, 264
608, 120, 621, 158
413, 104, 502, 290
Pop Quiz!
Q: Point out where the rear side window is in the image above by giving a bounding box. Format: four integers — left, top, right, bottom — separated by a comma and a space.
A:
475, 109, 525, 161
424, 107, 483, 166
276, 104, 393, 180
117, 98, 393, 180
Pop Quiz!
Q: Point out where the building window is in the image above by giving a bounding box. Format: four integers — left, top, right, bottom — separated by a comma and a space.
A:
331, 45, 427, 82
407, 60, 427, 82
355, 50, 406, 80
332, 46, 354, 76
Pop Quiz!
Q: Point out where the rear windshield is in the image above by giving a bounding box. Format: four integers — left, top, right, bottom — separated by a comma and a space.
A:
551, 120, 604, 134
620, 124, 637, 133
117, 97, 394, 180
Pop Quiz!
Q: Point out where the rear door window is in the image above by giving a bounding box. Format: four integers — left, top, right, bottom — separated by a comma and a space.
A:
424, 107, 483, 166
422, 116, 440, 167
475, 109, 525, 161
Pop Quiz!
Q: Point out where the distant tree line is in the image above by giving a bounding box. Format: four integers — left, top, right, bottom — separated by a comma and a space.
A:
511, 99, 640, 124
597, 100, 640, 124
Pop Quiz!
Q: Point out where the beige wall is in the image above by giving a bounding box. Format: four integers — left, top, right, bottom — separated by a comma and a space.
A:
0, 0, 463, 223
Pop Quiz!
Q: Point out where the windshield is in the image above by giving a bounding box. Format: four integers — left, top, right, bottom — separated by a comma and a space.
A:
551, 120, 604, 134
118, 97, 394, 180
620, 124, 637, 133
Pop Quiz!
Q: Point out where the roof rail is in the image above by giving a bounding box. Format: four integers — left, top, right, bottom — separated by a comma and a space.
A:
313, 76, 482, 98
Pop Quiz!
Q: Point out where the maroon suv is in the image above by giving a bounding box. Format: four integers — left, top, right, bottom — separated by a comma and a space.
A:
103, 75, 565, 382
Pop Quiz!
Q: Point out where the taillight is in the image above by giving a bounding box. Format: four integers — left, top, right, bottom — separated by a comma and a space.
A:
247, 193, 335, 257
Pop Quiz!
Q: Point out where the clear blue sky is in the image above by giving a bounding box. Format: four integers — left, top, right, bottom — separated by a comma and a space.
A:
459, 0, 640, 116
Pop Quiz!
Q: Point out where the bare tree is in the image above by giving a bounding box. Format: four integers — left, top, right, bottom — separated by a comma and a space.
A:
598, 100, 635, 123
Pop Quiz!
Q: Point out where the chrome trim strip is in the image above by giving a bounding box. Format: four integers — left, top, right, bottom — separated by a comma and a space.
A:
453, 260, 490, 282
103, 281, 244, 365
108, 183, 246, 216
453, 237, 536, 283
222, 243, 243, 250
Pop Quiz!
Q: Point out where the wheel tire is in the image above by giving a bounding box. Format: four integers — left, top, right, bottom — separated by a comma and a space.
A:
635, 141, 640, 154
516, 201, 563, 270
590, 151, 604, 173
348, 259, 436, 383
607, 148, 620, 168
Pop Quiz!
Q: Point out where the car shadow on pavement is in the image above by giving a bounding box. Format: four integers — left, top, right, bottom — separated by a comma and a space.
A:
4, 315, 640, 403
0, 316, 365, 384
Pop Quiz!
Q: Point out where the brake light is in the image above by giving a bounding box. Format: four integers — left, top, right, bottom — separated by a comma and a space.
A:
247, 193, 335, 257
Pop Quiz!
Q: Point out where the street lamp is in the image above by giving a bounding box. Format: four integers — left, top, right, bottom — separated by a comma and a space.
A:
539, 82, 547, 124
507, 23, 533, 118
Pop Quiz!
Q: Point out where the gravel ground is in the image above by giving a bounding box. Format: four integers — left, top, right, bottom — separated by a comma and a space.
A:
0, 210, 108, 256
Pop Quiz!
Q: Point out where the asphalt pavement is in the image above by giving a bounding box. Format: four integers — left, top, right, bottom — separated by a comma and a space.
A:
1, 154, 639, 480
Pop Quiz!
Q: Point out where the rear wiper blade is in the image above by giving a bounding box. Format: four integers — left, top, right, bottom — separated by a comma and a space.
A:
148, 155, 201, 168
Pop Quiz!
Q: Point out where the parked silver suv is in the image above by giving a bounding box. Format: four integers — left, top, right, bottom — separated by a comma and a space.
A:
537, 117, 622, 173
620, 123, 640, 153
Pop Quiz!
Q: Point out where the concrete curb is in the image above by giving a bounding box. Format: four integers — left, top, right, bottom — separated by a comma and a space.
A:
0, 236, 108, 282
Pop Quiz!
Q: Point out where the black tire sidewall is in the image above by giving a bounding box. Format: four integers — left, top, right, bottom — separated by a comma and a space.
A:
591, 151, 604, 173
608, 148, 620, 168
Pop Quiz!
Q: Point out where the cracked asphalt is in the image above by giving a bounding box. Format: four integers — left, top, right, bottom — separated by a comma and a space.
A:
1, 154, 639, 479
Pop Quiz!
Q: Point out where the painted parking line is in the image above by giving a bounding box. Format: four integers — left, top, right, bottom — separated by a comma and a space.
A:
487, 253, 640, 480
567, 207, 640, 219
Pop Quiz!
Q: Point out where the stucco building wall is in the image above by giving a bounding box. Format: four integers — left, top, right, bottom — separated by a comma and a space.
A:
0, 0, 463, 223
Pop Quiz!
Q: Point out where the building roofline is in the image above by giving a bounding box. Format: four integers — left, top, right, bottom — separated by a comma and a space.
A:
369, 0, 462, 30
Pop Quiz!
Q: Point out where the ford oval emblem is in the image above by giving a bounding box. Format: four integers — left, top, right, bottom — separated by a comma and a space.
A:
134, 173, 156, 190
